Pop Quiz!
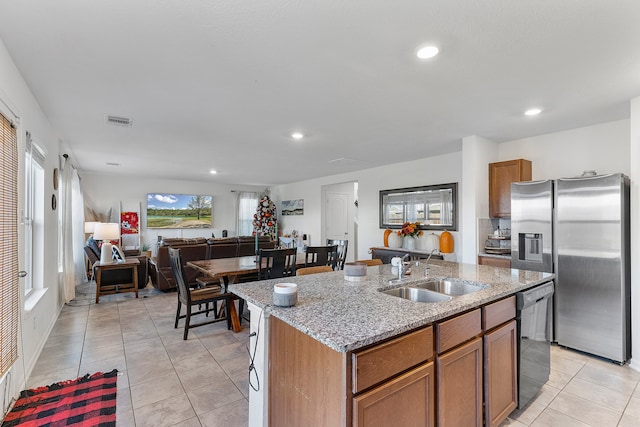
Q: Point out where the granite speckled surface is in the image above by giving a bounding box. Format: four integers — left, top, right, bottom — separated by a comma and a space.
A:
229, 260, 554, 353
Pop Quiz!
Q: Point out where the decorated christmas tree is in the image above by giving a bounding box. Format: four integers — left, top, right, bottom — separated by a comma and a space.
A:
253, 194, 277, 239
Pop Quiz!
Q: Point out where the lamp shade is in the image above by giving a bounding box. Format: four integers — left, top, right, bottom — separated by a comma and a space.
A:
93, 222, 120, 241
84, 221, 98, 233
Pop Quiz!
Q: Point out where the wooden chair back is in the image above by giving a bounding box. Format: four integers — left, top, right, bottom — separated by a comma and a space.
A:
296, 265, 334, 276
258, 248, 298, 279
304, 245, 338, 268
357, 258, 383, 266
327, 239, 348, 270
168, 248, 190, 305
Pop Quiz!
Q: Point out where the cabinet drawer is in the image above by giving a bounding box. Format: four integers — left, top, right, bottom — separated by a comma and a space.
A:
478, 256, 511, 268
352, 326, 433, 394
436, 309, 481, 354
482, 296, 516, 331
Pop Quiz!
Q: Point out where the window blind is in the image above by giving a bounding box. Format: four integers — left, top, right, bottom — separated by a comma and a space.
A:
0, 112, 19, 377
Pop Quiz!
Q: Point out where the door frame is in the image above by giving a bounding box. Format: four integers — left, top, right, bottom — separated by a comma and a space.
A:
321, 181, 357, 263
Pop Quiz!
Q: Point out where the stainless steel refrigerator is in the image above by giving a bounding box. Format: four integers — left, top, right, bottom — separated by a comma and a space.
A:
511, 173, 631, 363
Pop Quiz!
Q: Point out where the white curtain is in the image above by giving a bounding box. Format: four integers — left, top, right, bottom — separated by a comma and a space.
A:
236, 191, 259, 236
60, 159, 85, 303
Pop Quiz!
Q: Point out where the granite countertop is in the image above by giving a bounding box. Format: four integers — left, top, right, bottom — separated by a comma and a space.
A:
229, 261, 554, 353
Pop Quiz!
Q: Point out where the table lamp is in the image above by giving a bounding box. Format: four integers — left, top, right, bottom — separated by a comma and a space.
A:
84, 221, 98, 235
93, 222, 120, 264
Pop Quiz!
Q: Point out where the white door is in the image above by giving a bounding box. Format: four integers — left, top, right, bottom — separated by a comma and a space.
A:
325, 192, 349, 241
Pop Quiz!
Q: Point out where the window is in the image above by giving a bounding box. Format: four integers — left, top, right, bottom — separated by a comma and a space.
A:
24, 132, 45, 296
379, 183, 458, 230
236, 192, 259, 236
0, 111, 19, 377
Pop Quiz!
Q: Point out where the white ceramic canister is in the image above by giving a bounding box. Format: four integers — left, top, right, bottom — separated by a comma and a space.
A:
273, 283, 298, 307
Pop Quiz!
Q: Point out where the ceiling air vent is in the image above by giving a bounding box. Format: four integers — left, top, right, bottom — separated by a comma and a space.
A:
105, 115, 133, 127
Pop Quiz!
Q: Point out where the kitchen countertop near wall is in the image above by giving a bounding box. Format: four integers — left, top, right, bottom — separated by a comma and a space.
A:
230, 261, 553, 352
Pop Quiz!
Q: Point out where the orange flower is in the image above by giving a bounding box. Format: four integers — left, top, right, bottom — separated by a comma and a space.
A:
398, 221, 423, 237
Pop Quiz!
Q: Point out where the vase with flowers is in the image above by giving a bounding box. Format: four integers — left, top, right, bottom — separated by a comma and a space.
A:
399, 221, 423, 250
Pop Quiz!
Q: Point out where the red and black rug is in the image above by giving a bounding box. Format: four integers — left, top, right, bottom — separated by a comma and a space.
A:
2, 369, 118, 427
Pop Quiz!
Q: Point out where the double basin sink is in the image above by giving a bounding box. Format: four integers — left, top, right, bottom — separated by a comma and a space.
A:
382, 278, 488, 303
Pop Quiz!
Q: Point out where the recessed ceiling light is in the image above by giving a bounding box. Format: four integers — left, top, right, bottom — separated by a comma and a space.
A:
291, 132, 304, 140
209, 169, 217, 175
524, 108, 542, 116
416, 46, 439, 59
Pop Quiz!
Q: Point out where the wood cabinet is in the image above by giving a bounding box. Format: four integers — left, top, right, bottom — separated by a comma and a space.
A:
478, 255, 511, 268
484, 320, 517, 427
269, 298, 518, 427
435, 310, 483, 426
482, 297, 517, 427
489, 159, 531, 218
436, 338, 483, 426
353, 362, 435, 427
352, 326, 435, 427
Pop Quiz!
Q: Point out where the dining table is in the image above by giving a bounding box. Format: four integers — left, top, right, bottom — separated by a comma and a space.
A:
187, 255, 306, 332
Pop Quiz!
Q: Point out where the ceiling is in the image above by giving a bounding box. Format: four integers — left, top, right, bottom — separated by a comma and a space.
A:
1, 1, 639, 186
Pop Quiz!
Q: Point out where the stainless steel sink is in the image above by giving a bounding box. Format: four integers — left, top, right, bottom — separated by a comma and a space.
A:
381, 287, 453, 303
409, 278, 488, 296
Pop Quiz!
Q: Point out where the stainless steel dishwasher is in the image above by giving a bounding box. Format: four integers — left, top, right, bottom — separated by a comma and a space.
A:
516, 281, 554, 409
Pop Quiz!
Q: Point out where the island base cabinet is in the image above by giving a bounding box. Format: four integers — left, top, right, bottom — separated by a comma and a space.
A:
269, 317, 345, 427
353, 362, 435, 427
484, 320, 518, 427
436, 337, 483, 427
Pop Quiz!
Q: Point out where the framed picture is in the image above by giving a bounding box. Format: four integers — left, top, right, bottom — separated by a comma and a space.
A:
146, 193, 212, 228
282, 199, 304, 216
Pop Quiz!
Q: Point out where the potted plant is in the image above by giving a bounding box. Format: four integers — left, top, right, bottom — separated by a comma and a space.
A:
140, 242, 152, 258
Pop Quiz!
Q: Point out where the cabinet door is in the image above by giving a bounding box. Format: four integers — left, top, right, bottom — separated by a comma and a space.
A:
489, 159, 532, 218
477, 255, 511, 269
353, 362, 435, 427
484, 320, 518, 427
436, 337, 483, 427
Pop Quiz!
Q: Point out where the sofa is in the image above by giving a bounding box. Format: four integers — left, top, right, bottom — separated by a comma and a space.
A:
84, 243, 149, 290
149, 236, 275, 291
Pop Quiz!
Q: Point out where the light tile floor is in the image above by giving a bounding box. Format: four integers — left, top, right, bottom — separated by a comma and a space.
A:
27, 283, 251, 427
501, 342, 640, 426
26, 283, 640, 426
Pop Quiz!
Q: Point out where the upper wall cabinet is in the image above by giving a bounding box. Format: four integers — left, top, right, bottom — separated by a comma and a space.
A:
489, 159, 531, 218
380, 183, 458, 230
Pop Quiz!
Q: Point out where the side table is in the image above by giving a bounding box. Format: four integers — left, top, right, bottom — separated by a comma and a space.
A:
94, 258, 140, 303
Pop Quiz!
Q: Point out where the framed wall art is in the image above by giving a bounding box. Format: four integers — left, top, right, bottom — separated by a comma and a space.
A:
146, 193, 212, 228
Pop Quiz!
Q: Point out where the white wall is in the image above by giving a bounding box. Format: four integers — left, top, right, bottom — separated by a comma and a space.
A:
80, 173, 265, 255
498, 119, 630, 179
271, 152, 463, 261
629, 99, 639, 372
0, 37, 62, 404
461, 135, 499, 263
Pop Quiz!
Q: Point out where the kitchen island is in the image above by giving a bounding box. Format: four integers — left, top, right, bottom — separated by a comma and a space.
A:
230, 260, 553, 427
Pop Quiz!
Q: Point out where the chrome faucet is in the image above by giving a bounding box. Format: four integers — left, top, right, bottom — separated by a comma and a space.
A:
423, 249, 438, 277
397, 253, 411, 280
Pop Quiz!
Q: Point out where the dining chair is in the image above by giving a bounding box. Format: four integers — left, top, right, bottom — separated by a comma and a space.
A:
169, 248, 233, 340
356, 258, 383, 266
258, 248, 298, 279
326, 239, 348, 270
304, 245, 338, 269
296, 265, 334, 276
